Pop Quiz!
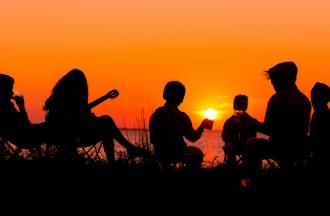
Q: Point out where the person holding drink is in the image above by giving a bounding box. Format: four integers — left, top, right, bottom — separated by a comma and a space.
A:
222, 95, 258, 167
0, 74, 43, 149
149, 81, 211, 170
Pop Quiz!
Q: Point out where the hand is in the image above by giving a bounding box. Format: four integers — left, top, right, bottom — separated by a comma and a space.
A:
13, 94, 25, 109
200, 119, 213, 130
106, 89, 119, 99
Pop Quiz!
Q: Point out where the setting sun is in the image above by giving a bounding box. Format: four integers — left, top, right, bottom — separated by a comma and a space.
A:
202, 108, 218, 120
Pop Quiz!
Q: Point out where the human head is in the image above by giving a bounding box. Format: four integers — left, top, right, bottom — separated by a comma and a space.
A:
233, 94, 248, 111
183, 146, 204, 169
163, 81, 186, 105
44, 69, 88, 111
0, 74, 14, 102
266, 61, 297, 92
311, 82, 330, 109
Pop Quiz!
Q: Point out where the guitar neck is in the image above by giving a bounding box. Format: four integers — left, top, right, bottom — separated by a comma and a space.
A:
88, 95, 109, 109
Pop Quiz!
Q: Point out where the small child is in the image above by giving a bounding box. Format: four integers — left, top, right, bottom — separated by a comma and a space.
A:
222, 95, 258, 167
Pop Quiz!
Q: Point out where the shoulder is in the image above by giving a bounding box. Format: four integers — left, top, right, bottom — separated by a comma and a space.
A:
299, 91, 311, 107
269, 93, 280, 102
267, 93, 283, 108
150, 106, 168, 118
224, 115, 234, 124
222, 116, 235, 131
149, 106, 170, 126
243, 112, 255, 120
292, 88, 312, 110
178, 110, 190, 119
176, 110, 192, 124
242, 113, 258, 124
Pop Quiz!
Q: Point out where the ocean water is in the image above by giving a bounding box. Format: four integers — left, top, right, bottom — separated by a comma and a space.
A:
116, 129, 225, 165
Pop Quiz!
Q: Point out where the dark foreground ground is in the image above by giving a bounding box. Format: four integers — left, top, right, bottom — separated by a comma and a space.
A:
0, 160, 327, 212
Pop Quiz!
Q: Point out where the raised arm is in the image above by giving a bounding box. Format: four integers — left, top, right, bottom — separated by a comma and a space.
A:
13, 94, 30, 125
184, 118, 208, 143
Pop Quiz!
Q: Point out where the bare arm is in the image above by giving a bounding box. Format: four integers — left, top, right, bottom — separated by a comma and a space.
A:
184, 119, 208, 143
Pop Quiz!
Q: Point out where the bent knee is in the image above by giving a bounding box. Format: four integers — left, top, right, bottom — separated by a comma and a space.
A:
98, 115, 115, 125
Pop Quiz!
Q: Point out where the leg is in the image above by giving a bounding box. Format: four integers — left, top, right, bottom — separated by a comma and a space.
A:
76, 116, 116, 163
91, 116, 144, 162
91, 116, 118, 162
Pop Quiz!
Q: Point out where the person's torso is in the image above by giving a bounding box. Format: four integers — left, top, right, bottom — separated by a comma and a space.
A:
223, 113, 257, 145
268, 87, 311, 149
149, 105, 190, 151
310, 108, 330, 152
45, 101, 95, 143
0, 102, 29, 140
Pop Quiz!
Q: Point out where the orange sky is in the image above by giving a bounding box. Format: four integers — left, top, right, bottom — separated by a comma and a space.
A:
1, 0, 329, 130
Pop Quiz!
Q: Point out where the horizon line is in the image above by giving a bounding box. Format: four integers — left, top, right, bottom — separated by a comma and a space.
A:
119, 128, 222, 132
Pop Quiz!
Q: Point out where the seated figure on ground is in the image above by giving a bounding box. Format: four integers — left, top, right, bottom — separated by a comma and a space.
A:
43, 69, 147, 162
222, 95, 258, 167
149, 81, 210, 170
245, 61, 311, 174
0, 74, 43, 157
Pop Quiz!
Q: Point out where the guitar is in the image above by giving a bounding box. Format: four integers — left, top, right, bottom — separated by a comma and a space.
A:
88, 89, 119, 109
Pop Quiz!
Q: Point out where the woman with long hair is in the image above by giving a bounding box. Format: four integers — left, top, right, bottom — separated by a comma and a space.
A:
44, 69, 144, 162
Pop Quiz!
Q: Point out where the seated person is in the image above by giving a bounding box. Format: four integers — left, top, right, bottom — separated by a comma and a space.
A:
246, 62, 311, 173
310, 82, 330, 170
149, 81, 209, 170
0, 74, 43, 150
222, 95, 258, 167
43, 69, 147, 162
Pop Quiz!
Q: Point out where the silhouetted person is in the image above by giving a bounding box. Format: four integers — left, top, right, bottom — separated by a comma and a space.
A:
222, 95, 258, 167
246, 62, 311, 173
149, 81, 209, 170
310, 82, 330, 170
0, 74, 43, 149
43, 69, 145, 162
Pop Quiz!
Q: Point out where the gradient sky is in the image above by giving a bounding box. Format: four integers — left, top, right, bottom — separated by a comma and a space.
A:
1, 0, 329, 130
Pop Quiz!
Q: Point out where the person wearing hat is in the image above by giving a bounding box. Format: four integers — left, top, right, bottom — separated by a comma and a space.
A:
245, 62, 311, 173
0, 74, 43, 149
149, 81, 209, 170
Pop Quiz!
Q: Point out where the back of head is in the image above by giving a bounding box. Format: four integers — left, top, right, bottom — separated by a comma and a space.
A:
56, 69, 87, 91
234, 95, 248, 111
0, 74, 14, 99
266, 61, 297, 90
163, 81, 186, 105
311, 82, 330, 108
44, 69, 88, 111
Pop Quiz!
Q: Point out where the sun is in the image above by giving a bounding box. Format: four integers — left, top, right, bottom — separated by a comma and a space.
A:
202, 108, 218, 120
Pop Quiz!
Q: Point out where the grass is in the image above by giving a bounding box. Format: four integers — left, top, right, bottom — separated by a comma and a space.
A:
0, 111, 322, 197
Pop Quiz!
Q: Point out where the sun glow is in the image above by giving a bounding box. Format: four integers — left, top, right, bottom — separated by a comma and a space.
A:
202, 108, 218, 120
